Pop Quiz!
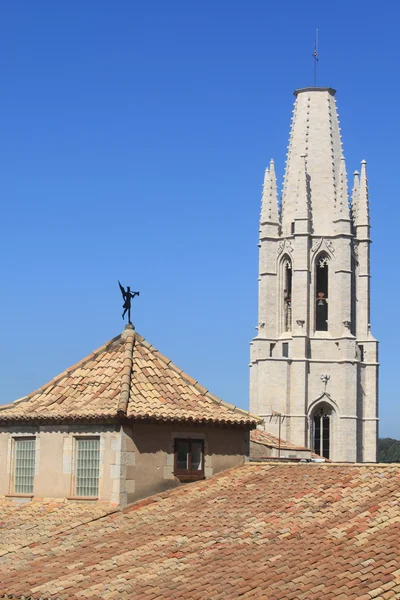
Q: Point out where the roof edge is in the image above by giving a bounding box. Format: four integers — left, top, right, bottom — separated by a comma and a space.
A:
294, 87, 336, 97
0, 413, 259, 428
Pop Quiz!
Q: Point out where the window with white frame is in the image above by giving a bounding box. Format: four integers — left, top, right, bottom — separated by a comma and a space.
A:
75, 437, 100, 497
14, 437, 36, 494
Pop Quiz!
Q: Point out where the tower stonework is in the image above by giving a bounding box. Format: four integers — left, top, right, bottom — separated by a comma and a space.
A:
249, 87, 379, 462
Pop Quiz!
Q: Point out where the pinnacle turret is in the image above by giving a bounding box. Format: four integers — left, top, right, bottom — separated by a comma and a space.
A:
351, 170, 360, 224
336, 156, 350, 219
269, 159, 279, 222
357, 160, 370, 227
260, 159, 279, 225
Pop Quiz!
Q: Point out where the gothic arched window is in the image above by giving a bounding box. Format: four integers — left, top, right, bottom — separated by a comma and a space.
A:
311, 403, 333, 459
283, 256, 292, 332
315, 253, 329, 331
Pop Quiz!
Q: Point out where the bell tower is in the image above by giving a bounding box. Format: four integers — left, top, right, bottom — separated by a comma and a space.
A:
249, 87, 378, 462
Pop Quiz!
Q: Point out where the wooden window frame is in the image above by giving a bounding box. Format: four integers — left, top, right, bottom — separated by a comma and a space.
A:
174, 438, 205, 481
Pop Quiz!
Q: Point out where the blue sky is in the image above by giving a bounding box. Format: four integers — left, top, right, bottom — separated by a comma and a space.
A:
0, 1, 398, 438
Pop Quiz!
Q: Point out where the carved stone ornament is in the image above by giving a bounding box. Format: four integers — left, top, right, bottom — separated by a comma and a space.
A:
283, 258, 292, 269
311, 238, 323, 255
343, 320, 351, 330
318, 256, 329, 268
352, 243, 359, 263
277, 239, 294, 257
326, 240, 335, 254
311, 238, 335, 256
320, 374, 331, 385
296, 319, 305, 328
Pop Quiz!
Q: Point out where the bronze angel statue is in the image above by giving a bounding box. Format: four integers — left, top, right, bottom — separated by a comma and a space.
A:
118, 281, 140, 323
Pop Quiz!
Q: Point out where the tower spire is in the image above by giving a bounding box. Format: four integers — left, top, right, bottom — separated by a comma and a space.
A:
260, 159, 279, 224
281, 88, 342, 235
357, 160, 370, 226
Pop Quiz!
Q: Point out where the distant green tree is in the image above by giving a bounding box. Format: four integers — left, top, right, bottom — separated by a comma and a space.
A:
378, 438, 400, 463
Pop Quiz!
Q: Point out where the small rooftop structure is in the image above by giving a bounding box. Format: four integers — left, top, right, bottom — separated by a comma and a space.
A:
250, 428, 320, 461
0, 326, 259, 506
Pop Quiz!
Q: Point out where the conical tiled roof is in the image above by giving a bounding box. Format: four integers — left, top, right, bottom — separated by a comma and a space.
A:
0, 326, 259, 427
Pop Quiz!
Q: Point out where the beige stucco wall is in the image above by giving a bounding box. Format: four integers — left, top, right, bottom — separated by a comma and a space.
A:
0, 424, 122, 505
120, 423, 250, 506
0, 421, 250, 507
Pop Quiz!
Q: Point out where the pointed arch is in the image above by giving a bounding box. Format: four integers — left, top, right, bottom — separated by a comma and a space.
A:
307, 393, 340, 416
308, 396, 337, 460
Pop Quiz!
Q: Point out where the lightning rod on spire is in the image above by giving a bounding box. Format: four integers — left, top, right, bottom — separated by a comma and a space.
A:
313, 29, 318, 87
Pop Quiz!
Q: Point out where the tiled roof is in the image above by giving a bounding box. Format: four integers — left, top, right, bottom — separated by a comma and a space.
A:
0, 326, 259, 427
0, 463, 399, 599
0, 498, 114, 558
251, 428, 311, 451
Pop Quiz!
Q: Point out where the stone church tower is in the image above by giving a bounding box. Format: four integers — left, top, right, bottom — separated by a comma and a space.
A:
250, 87, 378, 462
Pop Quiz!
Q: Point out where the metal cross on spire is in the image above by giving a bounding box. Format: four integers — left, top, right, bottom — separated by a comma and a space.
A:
313, 28, 319, 87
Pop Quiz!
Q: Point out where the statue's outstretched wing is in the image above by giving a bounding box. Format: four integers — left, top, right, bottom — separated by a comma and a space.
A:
118, 280, 127, 299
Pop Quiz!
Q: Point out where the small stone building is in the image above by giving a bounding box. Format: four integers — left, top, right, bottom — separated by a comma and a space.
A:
0, 324, 259, 506
250, 429, 314, 461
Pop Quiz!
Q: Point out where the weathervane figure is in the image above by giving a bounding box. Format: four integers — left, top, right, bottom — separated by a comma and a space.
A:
118, 281, 140, 324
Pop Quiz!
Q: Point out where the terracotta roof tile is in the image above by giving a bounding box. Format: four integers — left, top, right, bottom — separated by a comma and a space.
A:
0, 497, 115, 559
0, 463, 399, 599
0, 327, 259, 427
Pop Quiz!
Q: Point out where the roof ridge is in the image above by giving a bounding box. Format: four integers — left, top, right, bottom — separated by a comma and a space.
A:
134, 332, 262, 423
117, 326, 136, 415
0, 333, 124, 413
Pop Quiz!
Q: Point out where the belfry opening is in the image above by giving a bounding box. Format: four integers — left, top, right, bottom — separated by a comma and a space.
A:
316, 255, 328, 331
283, 258, 292, 332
